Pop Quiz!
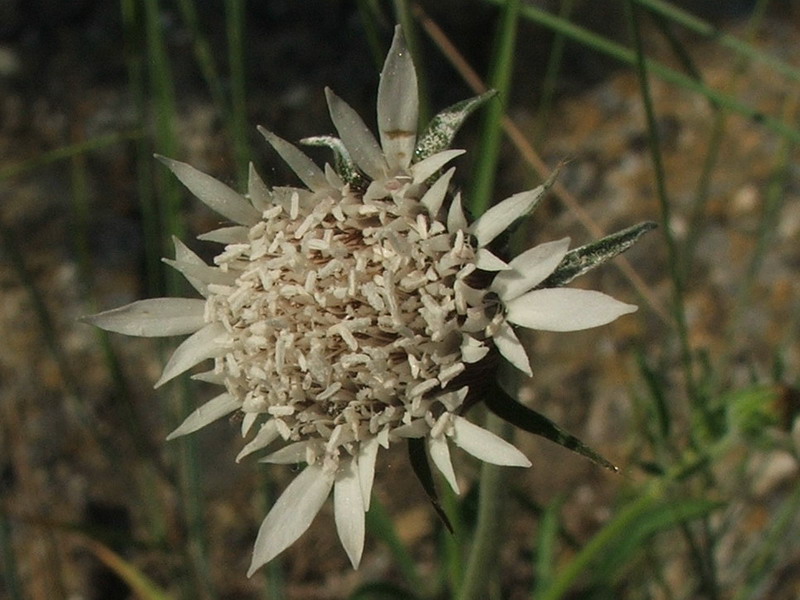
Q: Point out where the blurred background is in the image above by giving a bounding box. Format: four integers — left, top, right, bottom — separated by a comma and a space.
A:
2, 1, 800, 598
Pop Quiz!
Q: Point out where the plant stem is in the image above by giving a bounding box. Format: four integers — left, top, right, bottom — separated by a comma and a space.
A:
456, 412, 509, 600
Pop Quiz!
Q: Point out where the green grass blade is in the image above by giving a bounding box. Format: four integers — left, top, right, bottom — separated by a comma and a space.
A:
538, 488, 719, 600
141, 1, 212, 595
441, 484, 465, 596
174, 0, 227, 112
469, 0, 521, 217
225, 0, 249, 182
366, 497, 424, 592
455, 413, 511, 600
530, 497, 563, 599
356, 0, 390, 69
624, 0, 700, 421
532, 0, 575, 145
392, 0, 430, 126
635, 0, 800, 84
680, 0, 769, 281
0, 131, 142, 181
480, 0, 800, 145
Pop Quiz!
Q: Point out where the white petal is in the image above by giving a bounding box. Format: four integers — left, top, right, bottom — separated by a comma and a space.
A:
447, 191, 467, 233
325, 88, 387, 181
420, 167, 455, 217
377, 25, 418, 171
428, 435, 459, 494
172, 236, 210, 297
191, 370, 224, 384
236, 420, 280, 462
259, 441, 309, 464
241, 412, 258, 437
259, 127, 329, 192
247, 465, 334, 577
357, 437, 379, 511
505, 288, 638, 332
162, 258, 237, 286
461, 335, 490, 364
197, 226, 249, 245
154, 322, 227, 388
166, 392, 240, 440
491, 238, 570, 301
474, 248, 510, 271
391, 419, 429, 438
156, 155, 260, 225
81, 298, 206, 337
324, 163, 345, 189
334, 457, 365, 568
436, 387, 469, 412
450, 415, 531, 467
410, 149, 465, 184
493, 320, 532, 376
248, 163, 273, 211
469, 187, 547, 248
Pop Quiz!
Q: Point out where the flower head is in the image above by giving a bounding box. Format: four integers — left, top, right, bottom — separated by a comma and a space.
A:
83, 26, 639, 575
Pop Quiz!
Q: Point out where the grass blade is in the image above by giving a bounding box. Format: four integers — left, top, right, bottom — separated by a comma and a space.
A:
468, 0, 521, 217
480, 0, 800, 145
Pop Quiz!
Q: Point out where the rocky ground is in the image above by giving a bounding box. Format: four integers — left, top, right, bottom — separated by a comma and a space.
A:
1, 2, 799, 599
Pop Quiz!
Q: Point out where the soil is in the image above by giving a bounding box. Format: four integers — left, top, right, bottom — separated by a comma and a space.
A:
2, 2, 800, 599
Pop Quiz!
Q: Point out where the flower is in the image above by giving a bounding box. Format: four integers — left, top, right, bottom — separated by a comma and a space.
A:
82, 25, 638, 575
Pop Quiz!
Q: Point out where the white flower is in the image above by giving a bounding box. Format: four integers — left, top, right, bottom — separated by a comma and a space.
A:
82, 26, 636, 575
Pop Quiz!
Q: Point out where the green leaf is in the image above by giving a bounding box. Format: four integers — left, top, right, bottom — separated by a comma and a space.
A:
485, 383, 617, 471
540, 221, 657, 289
590, 498, 722, 583
414, 91, 497, 162
300, 134, 368, 189
365, 497, 423, 592
538, 492, 721, 600
407, 438, 454, 533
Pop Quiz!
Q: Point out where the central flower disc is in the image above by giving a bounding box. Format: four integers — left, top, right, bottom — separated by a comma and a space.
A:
206, 186, 478, 450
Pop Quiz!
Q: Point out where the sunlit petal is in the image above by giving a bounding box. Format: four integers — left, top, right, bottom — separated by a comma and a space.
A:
428, 435, 459, 494
469, 186, 548, 248
450, 415, 531, 467
505, 288, 638, 332
80, 298, 206, 337
491, 237, 571, 301
410, 149, 465, 184
420, 167, 455, 217
154, 322, 227, 388
447, 191, 467, 232
166, 393, 240, 440
156, 155, 260, 225
377, 25, 418, 171
259, 127, 329, 192
357, 437, 379, 511
493, 320, 532, 376
172, 236, 211, 297
236, 420, 280, 462
247, 465, 334, 577
325, 88, 387, 181
334, 457, 365, 568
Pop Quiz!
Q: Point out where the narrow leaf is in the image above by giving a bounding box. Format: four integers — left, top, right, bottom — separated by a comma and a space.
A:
414, 90, 497, 162
485, 384, 617, 471
407, 437, 453, 533
540, 221, 657, 288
